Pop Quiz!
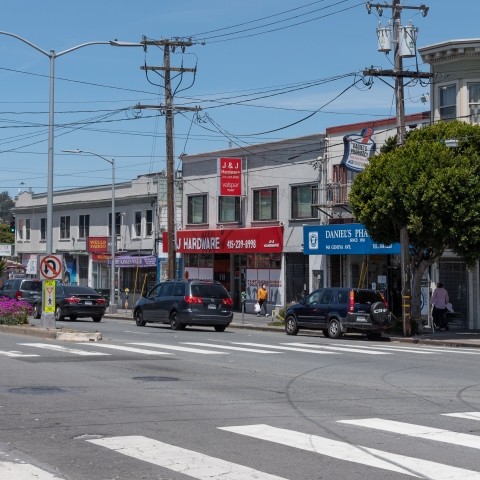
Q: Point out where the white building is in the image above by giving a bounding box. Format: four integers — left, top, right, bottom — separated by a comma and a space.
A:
13, 172, 182, 304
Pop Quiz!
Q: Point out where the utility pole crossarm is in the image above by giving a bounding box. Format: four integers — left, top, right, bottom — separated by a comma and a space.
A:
141, 66, 196, 73
135, 104, 201, 112
363, 68, 432, 79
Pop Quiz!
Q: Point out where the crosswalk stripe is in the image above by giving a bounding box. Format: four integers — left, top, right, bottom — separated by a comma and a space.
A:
88, 435, 288, 480
284, 342, 391, 355
0, 349, 39, 358
333, 343, 437, 354
19, 343, 110, 356
182, 343, 281, 353
228, 342, 337, 354
219, 424, 480, 479
339, 418, 480, 449
443, 412, 480, 421
128, 342, 226, 355
77, 343, 173, 355
336, 343, 480, 355
0, 461, 64, 479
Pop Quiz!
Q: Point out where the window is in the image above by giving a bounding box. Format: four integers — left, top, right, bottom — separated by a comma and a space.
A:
25, 219, 30, 240
146, 209, 153, 236
291, 184, 317, 219
79, 215, 89, 239
187, 194, 207, 224
60, 216, 70, 239
218, 196, 240, 223
468, 82, 480, 123
108, 213, 121, 236
40, 218, 46, 241
439, 84, 456, 121
253, 188, 277, 221
134, 211, 142, 237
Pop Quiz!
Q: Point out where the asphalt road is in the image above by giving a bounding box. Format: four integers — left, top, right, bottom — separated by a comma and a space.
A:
1, 317, 480, 479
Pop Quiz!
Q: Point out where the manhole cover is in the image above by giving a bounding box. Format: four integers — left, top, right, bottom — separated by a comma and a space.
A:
9, 386, 67, 394
133, 376, 179, 382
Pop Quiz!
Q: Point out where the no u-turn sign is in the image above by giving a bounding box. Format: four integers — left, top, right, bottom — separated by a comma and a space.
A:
39, 255, 63, 280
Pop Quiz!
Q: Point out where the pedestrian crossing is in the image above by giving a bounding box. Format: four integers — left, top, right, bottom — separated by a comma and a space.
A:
1, 340, 480, 360
6, 410, 480, 479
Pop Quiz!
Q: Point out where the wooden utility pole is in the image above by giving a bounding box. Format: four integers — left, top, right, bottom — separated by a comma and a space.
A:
137, 38, 200, 279
365, 1, 430, 336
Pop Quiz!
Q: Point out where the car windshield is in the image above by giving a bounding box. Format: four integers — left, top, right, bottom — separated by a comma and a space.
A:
63, 286, 99, 296
191, 284, 229, 299
355, 290, 383, 304
22, 281, 42, 292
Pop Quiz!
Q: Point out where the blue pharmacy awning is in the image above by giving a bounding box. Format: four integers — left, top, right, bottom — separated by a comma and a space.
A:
303, 224, 400, 255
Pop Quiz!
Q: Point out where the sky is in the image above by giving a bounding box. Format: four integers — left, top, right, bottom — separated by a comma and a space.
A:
0, 0, 478, 199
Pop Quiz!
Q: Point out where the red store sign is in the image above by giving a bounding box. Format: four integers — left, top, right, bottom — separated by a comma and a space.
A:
165, 226, 283, 254
218, 157, 242, 196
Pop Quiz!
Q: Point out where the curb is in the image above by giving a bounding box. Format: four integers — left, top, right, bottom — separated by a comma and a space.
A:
0, 324, 101, 342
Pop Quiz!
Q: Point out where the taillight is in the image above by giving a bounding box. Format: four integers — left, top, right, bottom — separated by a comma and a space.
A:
348, 290, 355, 312
96, 298, 106, 305
184, 295, 203, 304
222, 298, 233, 306
14, 290, 22, 300
65, 296, 81, 304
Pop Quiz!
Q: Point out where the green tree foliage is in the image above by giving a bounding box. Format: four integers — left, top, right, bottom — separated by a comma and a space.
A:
349, 121, 480, 320
0, 191, 14, 223
0, 224, 14, 244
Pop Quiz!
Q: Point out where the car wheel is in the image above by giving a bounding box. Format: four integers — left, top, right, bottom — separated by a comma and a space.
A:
92, 316, 102, 322
170, 312, 183, 330
33, 303, 41, 319
285, 315, 299, 335
214, 325, 226, 332
55, 306, 64, 321
328, 318, 342, 339
134, 309, 146, 327
370, 301, 389, 324
69, 315, 77, 321
322, 328, 329, 338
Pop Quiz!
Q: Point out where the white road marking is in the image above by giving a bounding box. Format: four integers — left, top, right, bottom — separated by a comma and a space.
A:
182, 342, 281, 353
228, 342, 337, 354
443, 412, 480, 421
0, 350, 39, 358
219, 424, 480, 479
19, 343, 110, 356
128, 342, 226, 355
0, 461, 64, 479
339, 418, 480, 449
285, 342, 390, 355
337, 343, 480, 355
77, 343, 173, 355
88, 435, 288, 480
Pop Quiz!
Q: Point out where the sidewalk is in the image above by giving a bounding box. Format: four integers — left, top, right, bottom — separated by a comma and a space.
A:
105, 308, 480, 349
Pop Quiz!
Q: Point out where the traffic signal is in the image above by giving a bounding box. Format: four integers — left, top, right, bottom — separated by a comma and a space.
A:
9, 220, 15, 234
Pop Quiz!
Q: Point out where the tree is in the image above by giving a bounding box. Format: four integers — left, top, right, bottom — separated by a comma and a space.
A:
0, 223, 14, 244
349, 121, 480, 327
0, 191, 14, 224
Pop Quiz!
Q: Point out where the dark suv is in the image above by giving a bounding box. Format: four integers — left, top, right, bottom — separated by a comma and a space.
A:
0, 278, 42, 306
284, 288, 392, 339
133, 280, 233, 332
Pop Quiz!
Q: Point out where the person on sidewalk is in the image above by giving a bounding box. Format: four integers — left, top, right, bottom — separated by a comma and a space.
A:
257, 283, 269, 317
431, 282, 449, 330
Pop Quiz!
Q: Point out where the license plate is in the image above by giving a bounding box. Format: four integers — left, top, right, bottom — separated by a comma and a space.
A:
208, 304, 217, 310
84, 301, 92, 305
356, 316, 367, 322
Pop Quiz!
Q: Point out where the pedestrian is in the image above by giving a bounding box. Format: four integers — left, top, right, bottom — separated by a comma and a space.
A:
431, 282, 449, 330
257, 283, 268, 317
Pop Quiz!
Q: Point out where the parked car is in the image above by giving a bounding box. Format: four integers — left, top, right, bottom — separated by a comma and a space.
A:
33, 285, 106, 322
0, 278, 42, 306
284, 287, 392, 339
133, 280, 233, 332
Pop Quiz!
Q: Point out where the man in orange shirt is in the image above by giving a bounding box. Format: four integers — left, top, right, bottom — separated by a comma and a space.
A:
257, 283, 268, 316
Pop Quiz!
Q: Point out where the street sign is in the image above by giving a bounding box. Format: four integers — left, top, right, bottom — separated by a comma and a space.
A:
39, 254, 63, 280
43, 280, 56, 314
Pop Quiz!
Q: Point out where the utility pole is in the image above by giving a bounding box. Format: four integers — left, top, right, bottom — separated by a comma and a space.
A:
137, 38, 200, 279
365, 1, 430, 336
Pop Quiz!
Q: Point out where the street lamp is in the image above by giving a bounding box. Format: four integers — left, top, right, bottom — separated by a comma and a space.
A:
63, 149, 117, 314
0, 31, 144, 255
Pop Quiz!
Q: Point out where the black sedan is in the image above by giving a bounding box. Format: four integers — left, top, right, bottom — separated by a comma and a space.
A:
33, 285, 106, 322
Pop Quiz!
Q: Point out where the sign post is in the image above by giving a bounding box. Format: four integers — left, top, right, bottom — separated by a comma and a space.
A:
39, 254, 63, 328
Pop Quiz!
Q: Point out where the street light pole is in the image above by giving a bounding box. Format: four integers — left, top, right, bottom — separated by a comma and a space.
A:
0, 31, 143, 255
63, 150, 117, 314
